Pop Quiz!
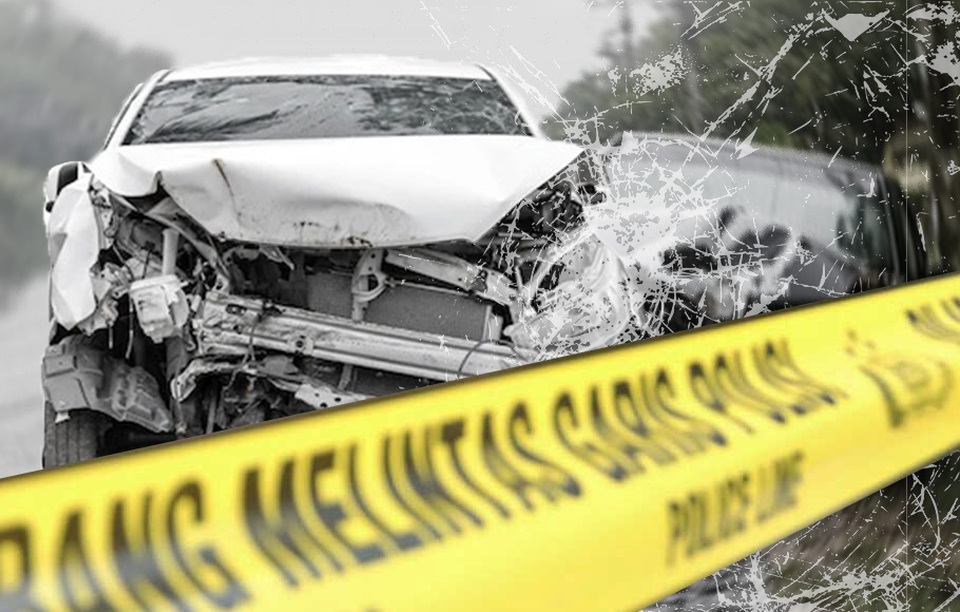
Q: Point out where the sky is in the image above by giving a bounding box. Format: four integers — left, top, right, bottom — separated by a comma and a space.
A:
48, 0, 635, 109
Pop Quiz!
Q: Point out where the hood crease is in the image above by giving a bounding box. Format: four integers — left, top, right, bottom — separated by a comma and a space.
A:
91, 135, 583, 247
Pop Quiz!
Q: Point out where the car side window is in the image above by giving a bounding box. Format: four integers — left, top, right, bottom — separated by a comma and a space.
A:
608, 142, 896, 288
743, 157, 893, 286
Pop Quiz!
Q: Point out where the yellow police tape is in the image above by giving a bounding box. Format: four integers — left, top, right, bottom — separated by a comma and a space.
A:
4, 275, 960, 612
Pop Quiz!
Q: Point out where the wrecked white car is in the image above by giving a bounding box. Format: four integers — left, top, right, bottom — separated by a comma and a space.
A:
40, 57, 631, 466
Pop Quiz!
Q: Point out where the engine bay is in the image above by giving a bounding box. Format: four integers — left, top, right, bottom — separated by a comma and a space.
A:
42, 156, 637, 441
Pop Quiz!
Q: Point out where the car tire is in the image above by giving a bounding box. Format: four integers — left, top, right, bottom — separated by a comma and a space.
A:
42, 402, 103, 468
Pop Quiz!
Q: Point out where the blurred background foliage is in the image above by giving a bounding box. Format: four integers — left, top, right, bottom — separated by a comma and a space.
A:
0, 0, 168, 286
550, 0, 960, 272
552, 0, 936, 164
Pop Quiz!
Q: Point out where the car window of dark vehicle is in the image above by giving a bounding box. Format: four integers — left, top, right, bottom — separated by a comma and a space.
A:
610, 144, 895, 283
123, 75, 532, 144
760, 158, 892, 280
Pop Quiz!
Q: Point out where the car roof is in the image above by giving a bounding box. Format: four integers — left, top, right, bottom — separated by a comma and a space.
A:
163, 55, 492, 82
617, 131, 878, 177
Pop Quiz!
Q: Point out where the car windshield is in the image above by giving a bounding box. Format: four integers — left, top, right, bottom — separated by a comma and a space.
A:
123, 75, 531, 144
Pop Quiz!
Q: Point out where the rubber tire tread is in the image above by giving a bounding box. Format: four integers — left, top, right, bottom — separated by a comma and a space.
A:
43, 402, 101, 468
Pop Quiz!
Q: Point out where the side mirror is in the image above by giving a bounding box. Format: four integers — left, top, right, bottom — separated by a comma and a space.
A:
43, 162, 89, 213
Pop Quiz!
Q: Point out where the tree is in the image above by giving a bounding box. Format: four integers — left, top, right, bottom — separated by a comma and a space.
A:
552, 1, 921, 163
550, 0, 960, 269
0, 0, 170, 285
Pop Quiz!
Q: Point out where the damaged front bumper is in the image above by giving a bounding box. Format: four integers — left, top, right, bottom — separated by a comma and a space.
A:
42, 291, 527, 435
41, 143, 622, 439
195, 291, 525, 383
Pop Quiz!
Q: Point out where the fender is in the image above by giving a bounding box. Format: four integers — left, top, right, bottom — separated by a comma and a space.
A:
41, 337, 173, 434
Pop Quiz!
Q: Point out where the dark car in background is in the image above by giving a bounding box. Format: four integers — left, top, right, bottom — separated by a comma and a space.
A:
597, 132, 923, 336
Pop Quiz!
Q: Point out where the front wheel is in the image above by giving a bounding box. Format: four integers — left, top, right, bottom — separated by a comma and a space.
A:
42, 403, 104, 468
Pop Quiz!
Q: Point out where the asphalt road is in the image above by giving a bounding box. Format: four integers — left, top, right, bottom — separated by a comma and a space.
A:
0, 277, 47, 479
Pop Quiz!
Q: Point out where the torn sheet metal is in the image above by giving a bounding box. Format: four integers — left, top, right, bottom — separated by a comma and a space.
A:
508, 233, 635, 356
42, 338, 172, 433
286, 381, 370, 410
89, 135, 583, 248
171, 355, 371, 411
44, 174, 103, 329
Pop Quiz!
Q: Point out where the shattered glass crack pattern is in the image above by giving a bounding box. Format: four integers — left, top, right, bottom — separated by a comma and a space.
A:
417, 1, 960, 609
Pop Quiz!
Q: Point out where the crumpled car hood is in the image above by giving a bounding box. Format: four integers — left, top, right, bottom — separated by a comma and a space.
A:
91, 135, 583, 247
